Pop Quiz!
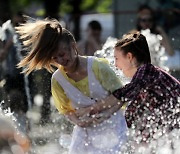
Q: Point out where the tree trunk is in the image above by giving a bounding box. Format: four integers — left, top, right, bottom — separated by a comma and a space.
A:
71, 0, 82, 41
0, 0, 11, 25
44, 0, 61, 19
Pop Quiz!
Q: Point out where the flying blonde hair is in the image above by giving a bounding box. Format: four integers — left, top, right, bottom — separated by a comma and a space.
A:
16, 18, 62, 74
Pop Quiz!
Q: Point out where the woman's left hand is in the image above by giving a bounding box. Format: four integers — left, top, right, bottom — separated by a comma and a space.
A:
75, 107, 92, 117
87, 112, 111, 125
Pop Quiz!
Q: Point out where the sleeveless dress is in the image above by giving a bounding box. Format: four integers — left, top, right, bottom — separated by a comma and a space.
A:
52, 57, 127, 154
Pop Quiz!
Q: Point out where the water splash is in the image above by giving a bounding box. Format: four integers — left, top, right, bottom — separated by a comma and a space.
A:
1, 22, 179, 153
95, 30, 169, 85
0, 101, 30, 154
95, 37, 131, 85
0, 20, 32, 110
141, 29, 169, 71
0, 100, 14, 119
94, 31, 180, 153
53, 31, 180, 153
95, 29, 169, 74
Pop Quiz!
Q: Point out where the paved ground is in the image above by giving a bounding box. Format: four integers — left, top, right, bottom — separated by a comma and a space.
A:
27, 103, 72, 154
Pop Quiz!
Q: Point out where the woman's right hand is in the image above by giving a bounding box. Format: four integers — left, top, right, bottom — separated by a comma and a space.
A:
75, 107, 91, 117
76, 116, 97, 127
76, 120, 90, 127
75, 106, 99, 118
65, 111, 97, 128
77, 112, 111, 127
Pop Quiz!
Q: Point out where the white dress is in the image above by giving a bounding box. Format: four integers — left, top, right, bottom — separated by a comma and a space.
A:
52, 57, 127, 154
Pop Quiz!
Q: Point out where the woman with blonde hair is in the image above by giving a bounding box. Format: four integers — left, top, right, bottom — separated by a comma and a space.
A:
16, 18, 127, 154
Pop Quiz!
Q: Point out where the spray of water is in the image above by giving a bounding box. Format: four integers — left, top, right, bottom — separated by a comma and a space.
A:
28, 30, 179, 153
1, 22, 179, 153
94, 30, 180, 153
0, 101, 31, 154
0, 20, 32, 110
95, 29, 169, 77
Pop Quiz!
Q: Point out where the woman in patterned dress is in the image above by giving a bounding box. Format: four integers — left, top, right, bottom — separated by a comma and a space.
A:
76, 31, 180, 143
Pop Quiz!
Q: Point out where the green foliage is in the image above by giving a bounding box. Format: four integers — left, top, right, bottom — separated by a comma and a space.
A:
36, 9, 45, 17
96, 0, 112, 13
80, 0, 112, 13
60, 0, 112, 15
59, 0, 73, 15
10, 0, 41, 13
80, 0, 99, 11
9, 0, 112, 15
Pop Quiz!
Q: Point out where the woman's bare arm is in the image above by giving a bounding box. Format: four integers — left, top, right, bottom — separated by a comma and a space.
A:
75, 94, 124, 117
76, 100, 125, 126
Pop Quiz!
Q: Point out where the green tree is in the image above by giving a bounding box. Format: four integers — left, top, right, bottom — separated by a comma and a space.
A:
0, 0, 112, 38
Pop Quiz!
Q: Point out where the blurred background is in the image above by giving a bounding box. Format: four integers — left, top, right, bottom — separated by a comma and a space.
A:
0, 0, 179, 44
0, 0, 180, 153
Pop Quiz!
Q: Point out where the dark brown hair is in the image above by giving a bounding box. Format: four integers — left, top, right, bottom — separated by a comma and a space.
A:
16, 18, 76, 74
115, 31, 151, 65
88, 20, 102, 31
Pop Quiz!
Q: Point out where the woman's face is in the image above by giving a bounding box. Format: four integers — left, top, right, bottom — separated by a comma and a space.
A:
114, 48, 136, 78
52, 42, 77, 69
138, 9, 153, 30
86, 27, 101, 41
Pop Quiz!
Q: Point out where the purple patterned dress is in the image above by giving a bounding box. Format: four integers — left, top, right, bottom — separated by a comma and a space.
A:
113, 64, 180, 142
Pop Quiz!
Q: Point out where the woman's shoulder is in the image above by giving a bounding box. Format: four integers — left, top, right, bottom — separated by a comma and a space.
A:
51, 68, 66, 88
51, 69, 60, 78
51, 67, 64, 80
155, 26, 166, 35
91, 57, 110, 73
92, 57, 109, 65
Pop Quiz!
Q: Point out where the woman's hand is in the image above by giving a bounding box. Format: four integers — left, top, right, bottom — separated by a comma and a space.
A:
78, 112, 112, 126
75, 106, 99, 118
76, 120, 91, 127
93, 112, 112, 124
75, 94, 121, 118
65, 111, 97, 127
75, 107, 91, 117
76, 115, 97, 127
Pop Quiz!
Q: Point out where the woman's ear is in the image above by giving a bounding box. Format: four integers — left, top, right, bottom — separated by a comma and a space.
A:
127, 52, 138, 67
71, 42, 77, 49
71, 42, 78, 55
71, 42, 75, 48
127, 52, 133, 62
